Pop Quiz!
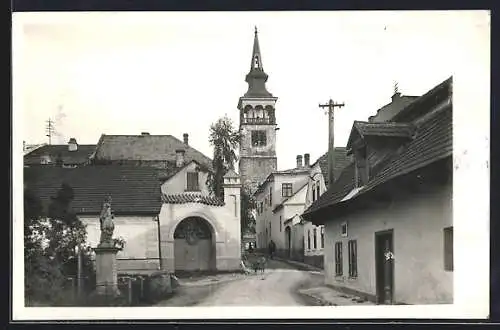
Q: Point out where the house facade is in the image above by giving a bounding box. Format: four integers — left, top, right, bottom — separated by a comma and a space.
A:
253, 155, 310, 252
91, 132, 242, 273
301, 149, 349, 268
24, 166, 164, 274
302, 77, 453, 305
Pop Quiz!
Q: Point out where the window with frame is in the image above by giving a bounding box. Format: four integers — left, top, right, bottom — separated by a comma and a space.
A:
320, 226, 325, 248
312, 183, 316, 201
341, 222, 348, 237
269, 187, 272, 206
280, 216, 282, 232
348, 240, 358, 278
282, 183, 293, 197
186, 172, 199, 191
335, 242, 343, 276
251, 130, 267, 147
444, 226, 453, 271
316, 182, 320, 200
307, 230, 311, 250
313, 228, 317, 249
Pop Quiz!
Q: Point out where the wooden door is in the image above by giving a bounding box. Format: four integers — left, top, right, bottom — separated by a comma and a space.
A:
375, 229, 394, 304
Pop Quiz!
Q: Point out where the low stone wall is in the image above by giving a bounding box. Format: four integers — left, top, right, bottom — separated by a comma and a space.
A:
303, 255, 324, 269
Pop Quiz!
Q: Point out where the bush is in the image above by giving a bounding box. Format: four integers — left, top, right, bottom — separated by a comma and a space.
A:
146, 272, 174, 302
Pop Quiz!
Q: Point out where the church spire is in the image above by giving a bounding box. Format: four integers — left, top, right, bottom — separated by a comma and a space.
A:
250, 26, 263, 71
244, 26, 272, 98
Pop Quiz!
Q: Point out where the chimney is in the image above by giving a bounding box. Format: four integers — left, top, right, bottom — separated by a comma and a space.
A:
175, 149, 185, 167
391, 92, 402, 102
68, 138, 78, 152
141, 132, 150, 136
183, 133, 189, 146
296, 155, 303, 168
304, 153, 310, 167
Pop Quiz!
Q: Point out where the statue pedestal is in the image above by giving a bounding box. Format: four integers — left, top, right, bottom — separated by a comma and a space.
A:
93, 244, 121, 296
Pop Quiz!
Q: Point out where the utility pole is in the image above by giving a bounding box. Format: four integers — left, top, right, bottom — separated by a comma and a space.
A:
45, 118, 56, 145
319, 99, 345, 189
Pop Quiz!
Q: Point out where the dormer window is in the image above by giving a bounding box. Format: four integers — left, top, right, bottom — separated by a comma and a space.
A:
40, 155, 51, 164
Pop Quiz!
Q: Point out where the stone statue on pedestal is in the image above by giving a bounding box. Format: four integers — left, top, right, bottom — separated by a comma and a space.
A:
99, 195, 115, 247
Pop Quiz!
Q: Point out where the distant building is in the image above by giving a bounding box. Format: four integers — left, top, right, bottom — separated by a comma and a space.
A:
302, 77, 453, 305
300, 149, 350, 268
368, 89, 419, 123
253, 155, 310, 252
24, 138, 95, 167
238, 28, 278, 195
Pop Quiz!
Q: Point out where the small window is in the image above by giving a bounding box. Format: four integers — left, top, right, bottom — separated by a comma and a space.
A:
307, 230, 311, 250
313, 228, 317, 249
335, 242, 343, 276
341, 222, 348, 237
444, 226, 453, 271
282, 183, 293, 197
269, 187, 272, 206
316, 183, 320, 200
280, 216, 282, 232
348, 240, 358, 278
321, 226, 325, 248
251, 130, 267, 147
312, 183, 316, 201
186, 172, 199, 191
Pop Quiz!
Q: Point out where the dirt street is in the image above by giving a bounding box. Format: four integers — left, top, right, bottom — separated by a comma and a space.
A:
158, 259, 323, 306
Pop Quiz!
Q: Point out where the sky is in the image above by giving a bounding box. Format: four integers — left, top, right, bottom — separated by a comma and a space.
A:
14, 11, 489, 170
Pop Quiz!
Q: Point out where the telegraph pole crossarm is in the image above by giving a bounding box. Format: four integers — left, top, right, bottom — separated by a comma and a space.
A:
318, 99, 345, 189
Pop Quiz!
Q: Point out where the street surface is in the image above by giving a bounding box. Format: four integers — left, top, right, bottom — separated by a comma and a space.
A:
157, 259, 323, 306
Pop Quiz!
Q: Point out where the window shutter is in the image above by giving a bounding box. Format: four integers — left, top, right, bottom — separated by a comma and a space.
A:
187, 172, 199, 191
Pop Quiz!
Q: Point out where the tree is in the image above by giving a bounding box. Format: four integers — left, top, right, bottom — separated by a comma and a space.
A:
45, 183, 94, 277
206, 115, 256, 236
240, 186, 256, 235
207, 115, 241, 200
24, 183, 95, 304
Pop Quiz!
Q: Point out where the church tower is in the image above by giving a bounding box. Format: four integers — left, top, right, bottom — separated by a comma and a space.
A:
238, 27, 278, 194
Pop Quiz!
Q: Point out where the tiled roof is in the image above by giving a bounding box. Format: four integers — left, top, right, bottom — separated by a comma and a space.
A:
24, 166, 162, 215
392, 77, 452, 123
161, 194, 225, 207
311, 148, 351, 187
353, 121, 415, 138
93, 134, 212, 170
303, 78, 452, 219
24, 145, 96, 165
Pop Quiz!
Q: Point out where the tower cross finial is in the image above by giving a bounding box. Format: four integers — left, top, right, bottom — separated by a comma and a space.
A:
394, 81, 399, 94
254, 26, 258, 34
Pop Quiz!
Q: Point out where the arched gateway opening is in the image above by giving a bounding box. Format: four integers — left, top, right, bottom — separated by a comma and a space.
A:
174, 217, 216, 272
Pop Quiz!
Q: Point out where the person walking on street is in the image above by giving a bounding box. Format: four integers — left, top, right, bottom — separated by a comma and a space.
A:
268, 240, 276, 259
